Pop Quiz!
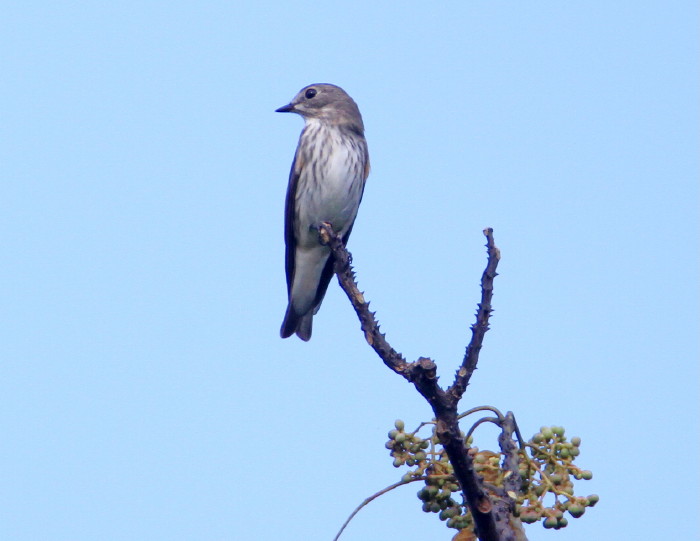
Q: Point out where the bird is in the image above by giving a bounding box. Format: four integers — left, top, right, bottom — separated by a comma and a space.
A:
276, 83, 370, 341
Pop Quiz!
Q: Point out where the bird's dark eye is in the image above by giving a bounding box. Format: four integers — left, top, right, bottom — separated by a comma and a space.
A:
305, 88, 317, 99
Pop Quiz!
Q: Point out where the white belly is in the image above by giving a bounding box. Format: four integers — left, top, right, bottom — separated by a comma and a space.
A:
295, 127, 364, 248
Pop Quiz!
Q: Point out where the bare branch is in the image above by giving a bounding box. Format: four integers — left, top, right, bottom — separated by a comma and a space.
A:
333, 477, 427, 541
449, 227, 501, 401
318, 224, 518, 541
318, 222, 408, 376
499, 412, 521, 500
494, 412, 528, 541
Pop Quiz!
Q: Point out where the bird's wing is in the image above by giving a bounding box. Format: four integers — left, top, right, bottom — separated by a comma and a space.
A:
284, 147, 305, 295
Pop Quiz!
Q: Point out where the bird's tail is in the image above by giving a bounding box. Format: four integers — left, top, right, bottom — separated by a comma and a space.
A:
280, 304, 313, 341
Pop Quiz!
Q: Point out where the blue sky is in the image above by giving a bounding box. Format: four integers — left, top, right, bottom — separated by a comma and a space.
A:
1, 2, 697, 540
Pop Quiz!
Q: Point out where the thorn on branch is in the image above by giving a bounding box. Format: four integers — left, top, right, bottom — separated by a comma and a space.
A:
449, 228, 501, 402
319, 222, 510, 541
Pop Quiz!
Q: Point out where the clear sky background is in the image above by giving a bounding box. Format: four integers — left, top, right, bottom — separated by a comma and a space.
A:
1, 2, 697, 540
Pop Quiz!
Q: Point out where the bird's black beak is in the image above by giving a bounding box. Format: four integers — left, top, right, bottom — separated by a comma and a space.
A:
275, 103, 295, 113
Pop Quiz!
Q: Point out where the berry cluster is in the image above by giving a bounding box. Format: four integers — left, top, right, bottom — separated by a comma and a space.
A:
517, 426, 598, 529
386, 419, 473, 530
385, 419, 430, 472
385, 419, 597, 535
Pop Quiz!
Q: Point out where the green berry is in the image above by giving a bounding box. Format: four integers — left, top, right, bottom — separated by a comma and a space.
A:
521, 512, 538, 524
394, 419, 405, 431
587, 494, 600, 507
552, 426, 565, 437
446, 508, 459, 519
543, 517, 557, 529
581, 470, 593, 480
568, 505, 585, 518
571, 436, 581, 447
541, 427, 554, 440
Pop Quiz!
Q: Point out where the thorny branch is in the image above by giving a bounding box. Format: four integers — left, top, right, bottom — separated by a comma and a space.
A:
319, 224, 524, 541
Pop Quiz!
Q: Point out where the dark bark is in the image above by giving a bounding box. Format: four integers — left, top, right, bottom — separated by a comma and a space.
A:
318, 224, 524, 541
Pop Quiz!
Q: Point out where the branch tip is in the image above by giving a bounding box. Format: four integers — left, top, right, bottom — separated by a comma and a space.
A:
322, 225, 510, 541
